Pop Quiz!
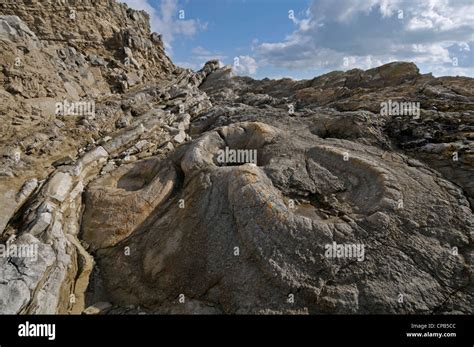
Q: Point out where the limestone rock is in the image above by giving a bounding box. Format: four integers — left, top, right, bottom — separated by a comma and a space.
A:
91, 122, 473, 314
44, 172, 72, 202
82, 158, 177, 250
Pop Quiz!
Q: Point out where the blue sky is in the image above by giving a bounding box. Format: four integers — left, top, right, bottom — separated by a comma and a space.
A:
123, 0, 474, 79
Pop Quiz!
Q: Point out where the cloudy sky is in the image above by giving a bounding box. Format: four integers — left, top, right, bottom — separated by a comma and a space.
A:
123, 0, 474, 79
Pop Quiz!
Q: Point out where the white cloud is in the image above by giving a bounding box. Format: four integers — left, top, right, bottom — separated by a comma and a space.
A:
407, 17, 434, 30
255, 0, 474, 76
458, 42, 471, 52
288, 9, 313, 31
122, 0, 207, 53
233, 55, 258, 75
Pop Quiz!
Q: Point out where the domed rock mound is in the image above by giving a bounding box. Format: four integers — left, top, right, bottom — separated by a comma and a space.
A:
84, 122, 473, 314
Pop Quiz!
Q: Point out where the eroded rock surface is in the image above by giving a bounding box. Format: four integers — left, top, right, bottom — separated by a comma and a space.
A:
87, 121, 473, 314
0, 1, 472, 314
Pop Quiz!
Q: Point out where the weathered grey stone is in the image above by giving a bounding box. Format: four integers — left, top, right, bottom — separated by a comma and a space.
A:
0, 233, 55, 314
29, 212, 52, 236
173, 130, 186, 144
44, 172, 72, 202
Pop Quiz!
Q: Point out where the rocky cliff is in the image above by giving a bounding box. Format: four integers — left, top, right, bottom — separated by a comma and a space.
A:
0, 0, 472, 314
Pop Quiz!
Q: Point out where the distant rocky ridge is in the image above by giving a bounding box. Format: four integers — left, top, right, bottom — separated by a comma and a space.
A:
0, 0, 472, 314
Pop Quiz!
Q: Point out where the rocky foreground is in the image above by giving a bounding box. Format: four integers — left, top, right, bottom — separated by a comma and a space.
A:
0, 0, 473, 314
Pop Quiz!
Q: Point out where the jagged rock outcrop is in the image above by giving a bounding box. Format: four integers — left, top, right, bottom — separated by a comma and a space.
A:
0, 0, 216, 314
0, 1, 472, 315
